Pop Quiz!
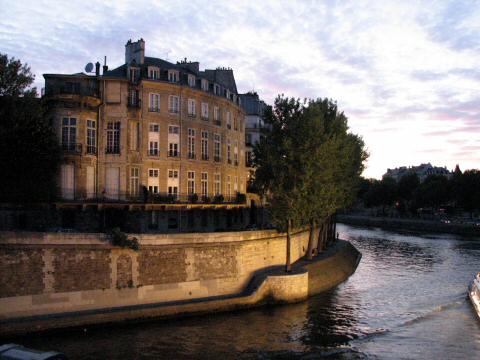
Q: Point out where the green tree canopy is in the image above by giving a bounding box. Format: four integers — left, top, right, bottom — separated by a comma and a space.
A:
0, 53, 60, 202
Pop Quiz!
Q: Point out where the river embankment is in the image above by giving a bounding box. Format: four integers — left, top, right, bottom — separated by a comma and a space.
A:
0, 229, 360, 336
338, 214, 480, 237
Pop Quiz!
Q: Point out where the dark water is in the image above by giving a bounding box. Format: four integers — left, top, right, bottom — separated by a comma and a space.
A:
15, 224, 480, 359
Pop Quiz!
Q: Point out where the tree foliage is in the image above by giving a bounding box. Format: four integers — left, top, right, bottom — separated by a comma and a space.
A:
0, 53, 60, 202
253, 95, 367, 268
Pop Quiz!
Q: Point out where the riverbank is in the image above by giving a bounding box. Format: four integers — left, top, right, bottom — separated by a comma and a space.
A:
338, 214, 480, 236
0, 229, 360, 336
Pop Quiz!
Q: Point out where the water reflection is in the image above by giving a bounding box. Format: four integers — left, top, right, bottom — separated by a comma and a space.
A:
11, 224, 480, 359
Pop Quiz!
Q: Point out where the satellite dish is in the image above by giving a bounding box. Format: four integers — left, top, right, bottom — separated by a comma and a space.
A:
85, 62, 94, 73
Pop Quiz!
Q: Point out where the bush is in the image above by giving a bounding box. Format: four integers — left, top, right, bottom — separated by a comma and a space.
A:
201, 195, 211, 203
189, 193, 198, 203
108, 227, 139, 251
213, 194, 224, 203
236, 192, 246, 203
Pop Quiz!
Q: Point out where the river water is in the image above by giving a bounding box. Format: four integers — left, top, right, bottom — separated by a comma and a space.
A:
18, 224, 480, 359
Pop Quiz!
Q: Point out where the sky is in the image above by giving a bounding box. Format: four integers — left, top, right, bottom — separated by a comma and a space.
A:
1, 0, 479, 178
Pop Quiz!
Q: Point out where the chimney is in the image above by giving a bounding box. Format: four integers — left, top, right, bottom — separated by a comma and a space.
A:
125, 38, 145, 65
95, 62, 100, 76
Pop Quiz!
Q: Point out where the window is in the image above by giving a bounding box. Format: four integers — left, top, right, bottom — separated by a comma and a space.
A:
130, 122, 140, 151
227, 138, 231, 164
188, 74, 196, 87
234, 176, 238, 192
226, 89, 230, 100
148, 67, 159, 80
227, 175, 231, 196
201, 79, 209, 91
168, 170, 179, 178
214, 84, 220, 95
169, 95, 179, 113
168, 125, 179, 157
214, 107, 220, 124
168, 70, 179, 83
245, 133, 252, 146
106, 122, 120, 154
214, 173, 221, 195
86, 119, 96, 154
246, 151, 253, 167
214, 134, 221, 162
61, 117, 77, 151
188, 128, 195, 159
234, 117, 238, 131
201, 172, 208, 197
226, 111, 232, 129
168, 125, 179, 134
149, 93, 160, 112
201, 131, 208, 160
129, 67, 139, 83
148, 169, 159, 194
187, 171, 195, 195
201, 102, 209, 120
130, 167, 139, 197
167, 170, 179, 199
128, 89, 139, 107
188, 98, 196, 116
234, 141, 238, 165
148, 123, 159, 156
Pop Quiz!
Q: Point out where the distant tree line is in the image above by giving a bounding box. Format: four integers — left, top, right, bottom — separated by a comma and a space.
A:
358, 168, 480, 217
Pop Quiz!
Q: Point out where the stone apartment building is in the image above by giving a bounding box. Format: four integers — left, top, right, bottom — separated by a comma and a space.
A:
37, 39, 253, 233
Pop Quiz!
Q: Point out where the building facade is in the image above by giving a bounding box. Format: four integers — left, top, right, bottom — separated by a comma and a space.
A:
40, 39, 251, 232
239, 92, 267, 184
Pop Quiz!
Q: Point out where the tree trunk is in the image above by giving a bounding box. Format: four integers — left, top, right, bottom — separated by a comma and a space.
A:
285, 218, 292, 272
316, 220, 324, 254
333, 214, 337, 242
306, 219, 315, 260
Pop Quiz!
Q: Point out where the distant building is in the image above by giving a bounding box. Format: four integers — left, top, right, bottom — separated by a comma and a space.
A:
383, 163, 452, 182
239, 92, 267, 184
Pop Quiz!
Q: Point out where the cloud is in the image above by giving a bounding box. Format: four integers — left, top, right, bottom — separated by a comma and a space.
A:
1, 0, 479, 178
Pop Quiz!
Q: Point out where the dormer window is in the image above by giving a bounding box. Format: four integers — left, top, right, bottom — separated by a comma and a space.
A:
129, 67, 139, 83
188, 74, 196, 87
168, 70, 179, 83
214, 84, 220, 95
148, 67, 160, 80
201, 79, 209, 91
226, 89, 230, 100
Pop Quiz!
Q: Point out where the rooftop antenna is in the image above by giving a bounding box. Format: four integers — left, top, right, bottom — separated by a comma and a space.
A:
84, 62, 94, 73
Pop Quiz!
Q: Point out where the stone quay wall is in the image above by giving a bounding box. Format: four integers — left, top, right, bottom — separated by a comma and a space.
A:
0, 229, 309, 320
0, 230, 361, 336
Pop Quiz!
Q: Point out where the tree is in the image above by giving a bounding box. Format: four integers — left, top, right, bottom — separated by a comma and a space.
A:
0, 53, 60, 202
253, 96, 367, 268
253, 97, 307, 272
363, 177, 397, 214
455, 170, 480, 217
413, 174, 450, 210
0, 54, 36, 97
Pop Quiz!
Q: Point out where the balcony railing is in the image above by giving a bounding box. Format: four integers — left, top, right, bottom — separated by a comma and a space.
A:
148, 107, 160, 112
148, 149, 159, 156
62, 143, 82, 155
201, 116, 209, 121
168, 150, 180, 158
227, 159, 232, 165
188, 152, 196, 159
105, 146, 120, 155
86, 145, 97, 155
214, 120, 221, 126
44, 86, 98, 98
234, 160, 239, 166
214, 156, 221, 162
201, 154, 209, 161
58, 191, 247, 205
128, 99, 141, 108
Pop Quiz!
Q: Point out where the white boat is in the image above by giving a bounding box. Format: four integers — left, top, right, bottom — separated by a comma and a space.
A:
469, 273, 480, 319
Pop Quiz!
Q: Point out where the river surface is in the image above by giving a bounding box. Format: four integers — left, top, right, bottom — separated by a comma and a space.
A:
16, 224, 480, 359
